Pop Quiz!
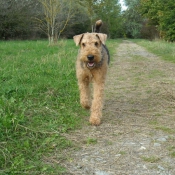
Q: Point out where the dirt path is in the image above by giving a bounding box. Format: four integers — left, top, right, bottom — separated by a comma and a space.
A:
62, 40, 175, 175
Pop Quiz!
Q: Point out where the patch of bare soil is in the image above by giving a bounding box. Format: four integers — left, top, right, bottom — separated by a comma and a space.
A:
62, 40, 175, 175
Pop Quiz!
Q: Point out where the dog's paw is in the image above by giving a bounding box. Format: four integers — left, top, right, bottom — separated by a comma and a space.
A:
89, 117, 101, 126
84, 105, 90, 110
81, 101, 90, 110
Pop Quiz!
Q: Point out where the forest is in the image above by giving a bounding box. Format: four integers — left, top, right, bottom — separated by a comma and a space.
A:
0, 0, 175, 43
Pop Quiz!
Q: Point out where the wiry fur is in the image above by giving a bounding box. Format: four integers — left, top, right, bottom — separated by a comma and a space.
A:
73, 20, 110, 125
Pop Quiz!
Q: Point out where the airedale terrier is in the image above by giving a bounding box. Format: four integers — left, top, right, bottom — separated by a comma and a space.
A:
73, 20, 110, 125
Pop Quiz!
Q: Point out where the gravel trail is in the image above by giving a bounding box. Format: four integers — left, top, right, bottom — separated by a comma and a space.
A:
62, 40, 175, 175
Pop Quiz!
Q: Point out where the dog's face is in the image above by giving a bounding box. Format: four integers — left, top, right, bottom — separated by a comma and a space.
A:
73, 33, 107, 69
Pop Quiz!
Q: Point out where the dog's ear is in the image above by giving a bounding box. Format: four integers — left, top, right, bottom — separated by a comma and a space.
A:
73, 34, 84, 46
96, 33, 107, 45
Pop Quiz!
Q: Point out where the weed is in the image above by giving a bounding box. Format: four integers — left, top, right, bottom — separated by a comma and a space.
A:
119, 151, 127, 155
106, 141, 113, 145
155, 126, 174, 134
167, 146, 175, 158
155, 113, 162, 117
167, 146, 175, 151
147, 70, 165, 78
149, 119, 158, 125
86, 138, 98, 145
141, 156, 160, 163
170, 152, 175, 157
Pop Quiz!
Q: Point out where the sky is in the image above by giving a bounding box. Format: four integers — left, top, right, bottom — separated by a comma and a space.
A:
119, 0, 128, 11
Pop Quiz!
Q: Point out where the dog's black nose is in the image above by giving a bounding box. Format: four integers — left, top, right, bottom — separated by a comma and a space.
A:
87, 55, 94, 61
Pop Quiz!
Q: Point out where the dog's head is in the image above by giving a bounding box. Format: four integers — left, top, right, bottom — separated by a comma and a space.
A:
73, 33, 107, 69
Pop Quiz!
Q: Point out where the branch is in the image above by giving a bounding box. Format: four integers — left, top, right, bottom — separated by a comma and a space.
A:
58, 0, 75, 35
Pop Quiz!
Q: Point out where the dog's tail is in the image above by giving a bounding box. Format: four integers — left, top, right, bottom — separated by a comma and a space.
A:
94, 20, 102, 33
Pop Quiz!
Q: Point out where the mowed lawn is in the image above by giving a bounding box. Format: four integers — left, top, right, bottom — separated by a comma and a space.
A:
0, 39, 119, 174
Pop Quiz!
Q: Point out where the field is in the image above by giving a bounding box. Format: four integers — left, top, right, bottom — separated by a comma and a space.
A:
0, 39, 118, 174
0, 40, 175, 175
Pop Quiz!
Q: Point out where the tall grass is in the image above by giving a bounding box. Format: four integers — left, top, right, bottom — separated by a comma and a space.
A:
0, 39, 120, 174
133, 39, 175, 63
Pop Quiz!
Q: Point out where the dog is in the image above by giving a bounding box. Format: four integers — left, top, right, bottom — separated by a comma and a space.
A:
73, 20, 110, 125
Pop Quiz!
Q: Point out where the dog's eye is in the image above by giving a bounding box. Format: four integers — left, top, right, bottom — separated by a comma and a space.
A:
95, 42, 98, 47
82, 43, 85, 47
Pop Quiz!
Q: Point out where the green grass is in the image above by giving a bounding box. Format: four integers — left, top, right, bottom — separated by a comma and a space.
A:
107, 39, 122, 62
86, 138, 97, 145
119, 151, 127, 155
0, 40, 85, 174
167, 146, 175, 158
133, 39, 175, 63
141, 156, 160, 163
0, 39, 120, 174
155, 126, 174, 134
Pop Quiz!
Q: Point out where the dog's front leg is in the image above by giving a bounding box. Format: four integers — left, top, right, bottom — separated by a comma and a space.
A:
89, 77, 105, 126
78, 78, 91, 110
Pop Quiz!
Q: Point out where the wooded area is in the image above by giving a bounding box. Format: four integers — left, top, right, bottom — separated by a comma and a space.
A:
0, 0, 175, 42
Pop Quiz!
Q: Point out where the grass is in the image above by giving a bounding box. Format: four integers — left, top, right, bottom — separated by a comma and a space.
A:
155, 126, 174, 134
119, 151, 127, 155
167, 146, 175, 158
141, 156, 160, 163
133, 39, 175, 63
86, 138, 98, 145
0, 40, 84, 174
0, 39, 120, 174
106, 39, 122, 61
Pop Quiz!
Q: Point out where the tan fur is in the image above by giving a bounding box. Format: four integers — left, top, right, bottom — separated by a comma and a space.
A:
73, 31, 109, 126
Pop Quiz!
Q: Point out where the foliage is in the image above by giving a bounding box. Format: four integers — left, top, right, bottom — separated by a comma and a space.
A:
1, 0, 175, 41
74, 0, 123, 38
139, 0, 175, 41
0, 0, 41, 40
94, 0, 123, 38
78, 0, 96, 29
122, 0, 143, 38
123, 0, 175, 41
0, 0, 123, 40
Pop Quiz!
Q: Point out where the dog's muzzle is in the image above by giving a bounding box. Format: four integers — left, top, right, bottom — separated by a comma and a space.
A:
87, 55, 95, 68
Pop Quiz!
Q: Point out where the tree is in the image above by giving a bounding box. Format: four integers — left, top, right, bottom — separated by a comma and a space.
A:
0, 0, 40, 40
35, 0, 76, 45
74, 0, 123, 38
93, 0, 123, 38
139, 0, 175, 41
123, 0, 143, 38
78, 0, 96, 31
